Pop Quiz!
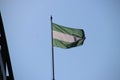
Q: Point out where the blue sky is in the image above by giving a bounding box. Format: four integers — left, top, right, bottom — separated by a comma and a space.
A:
0, 0, 120, 80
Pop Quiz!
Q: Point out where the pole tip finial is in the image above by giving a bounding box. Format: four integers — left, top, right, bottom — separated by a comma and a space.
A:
50, 15, 53, 20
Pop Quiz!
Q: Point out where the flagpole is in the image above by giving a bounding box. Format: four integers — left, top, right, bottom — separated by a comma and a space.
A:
50, 16, 55, 80
0, 48, 7, 80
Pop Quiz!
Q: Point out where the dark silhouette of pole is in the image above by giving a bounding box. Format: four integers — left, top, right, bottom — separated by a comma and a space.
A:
0, 12, 14, 80
50, 16, 55, 80
0, 50, 7, 80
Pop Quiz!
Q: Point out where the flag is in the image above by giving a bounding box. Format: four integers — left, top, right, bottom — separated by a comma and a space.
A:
52, 23, 85, 49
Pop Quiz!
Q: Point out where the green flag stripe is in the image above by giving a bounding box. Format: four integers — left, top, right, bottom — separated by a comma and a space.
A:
53, 23, 85, 38
53, 38, 85, 49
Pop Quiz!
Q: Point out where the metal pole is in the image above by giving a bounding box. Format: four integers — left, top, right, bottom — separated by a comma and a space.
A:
0, 46, 7, 80
0, 12, 14, 80
50, 16, 55, 80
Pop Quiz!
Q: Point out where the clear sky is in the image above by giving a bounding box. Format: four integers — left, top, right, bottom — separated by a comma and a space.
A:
0, 0, 120, 80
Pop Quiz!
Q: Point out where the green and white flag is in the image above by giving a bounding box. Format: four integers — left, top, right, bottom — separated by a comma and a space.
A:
52, 23, 85, 49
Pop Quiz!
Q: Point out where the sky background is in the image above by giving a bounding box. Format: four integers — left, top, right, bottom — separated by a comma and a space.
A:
0, 0, 120, 80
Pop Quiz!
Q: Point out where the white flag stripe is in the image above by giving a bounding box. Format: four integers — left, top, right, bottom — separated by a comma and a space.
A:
53, 31, 81, 43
